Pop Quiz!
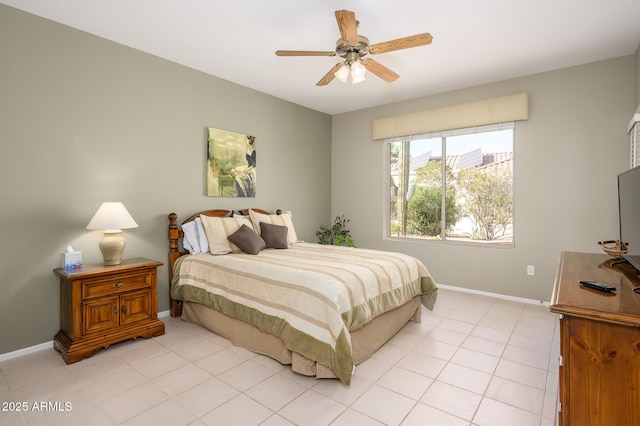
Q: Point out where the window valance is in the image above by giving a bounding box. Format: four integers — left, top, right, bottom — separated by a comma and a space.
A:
372, 92, 529, 141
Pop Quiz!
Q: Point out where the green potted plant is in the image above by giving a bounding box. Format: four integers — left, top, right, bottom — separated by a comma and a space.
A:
316, 215, 356, 247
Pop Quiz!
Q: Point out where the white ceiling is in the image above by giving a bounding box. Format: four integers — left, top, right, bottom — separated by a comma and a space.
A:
3, 0, 640, 115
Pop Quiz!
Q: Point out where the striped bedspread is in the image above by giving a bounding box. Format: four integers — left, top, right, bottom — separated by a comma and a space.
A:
171, 242, 437, 385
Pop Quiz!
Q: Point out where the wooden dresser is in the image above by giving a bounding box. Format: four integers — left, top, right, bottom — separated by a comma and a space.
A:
550, 251, 640, 425
53, 257, 165, 364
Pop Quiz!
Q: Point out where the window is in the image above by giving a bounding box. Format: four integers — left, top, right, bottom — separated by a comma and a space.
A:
386, 123, 514, 246
631, 118, 639, 168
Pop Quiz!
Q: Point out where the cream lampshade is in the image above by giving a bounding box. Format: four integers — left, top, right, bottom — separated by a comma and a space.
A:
86, 202, 138, 266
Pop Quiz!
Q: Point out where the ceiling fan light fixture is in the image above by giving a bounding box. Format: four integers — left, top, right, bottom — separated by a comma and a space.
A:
350, 60, 366, 84
334, 64, 350, 83
277, 10, 433, 87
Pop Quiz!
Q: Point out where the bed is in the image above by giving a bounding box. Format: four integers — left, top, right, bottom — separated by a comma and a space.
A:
168, 208, 437, 385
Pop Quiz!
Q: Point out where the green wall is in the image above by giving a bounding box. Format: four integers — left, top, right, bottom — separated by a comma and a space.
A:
331, 55, 637, 302
0, 5, 332, 355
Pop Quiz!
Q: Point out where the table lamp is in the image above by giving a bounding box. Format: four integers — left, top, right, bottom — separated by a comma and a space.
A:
86, 202, 138, 266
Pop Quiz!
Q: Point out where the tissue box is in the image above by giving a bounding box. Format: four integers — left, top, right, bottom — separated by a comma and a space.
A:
61, 251, 82, 270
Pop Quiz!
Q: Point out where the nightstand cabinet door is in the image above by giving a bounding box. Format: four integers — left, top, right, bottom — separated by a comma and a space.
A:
83, 296, 119, 335
120, 289, 152, 325
53, 258, 165, 364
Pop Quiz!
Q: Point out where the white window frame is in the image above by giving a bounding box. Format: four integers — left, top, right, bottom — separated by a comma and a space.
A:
630, 121, 639, 168
383, 122, 516, 248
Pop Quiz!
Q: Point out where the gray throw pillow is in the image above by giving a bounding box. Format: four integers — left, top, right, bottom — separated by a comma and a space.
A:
260, 222, 289, 249
227, 224, 266, 255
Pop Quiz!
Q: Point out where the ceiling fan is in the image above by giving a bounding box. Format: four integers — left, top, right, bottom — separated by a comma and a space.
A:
275, 10, 433, 86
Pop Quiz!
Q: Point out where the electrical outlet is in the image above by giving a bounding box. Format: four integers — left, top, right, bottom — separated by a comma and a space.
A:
527, 265, 535, 276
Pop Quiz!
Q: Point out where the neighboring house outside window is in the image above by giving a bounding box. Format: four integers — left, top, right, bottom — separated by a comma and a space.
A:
385, 122, 515, 247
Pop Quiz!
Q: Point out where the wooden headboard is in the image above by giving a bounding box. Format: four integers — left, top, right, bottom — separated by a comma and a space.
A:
167, 208, 278, 316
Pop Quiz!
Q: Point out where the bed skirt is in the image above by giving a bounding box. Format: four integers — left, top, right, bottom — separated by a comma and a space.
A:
181, 295, 422, 381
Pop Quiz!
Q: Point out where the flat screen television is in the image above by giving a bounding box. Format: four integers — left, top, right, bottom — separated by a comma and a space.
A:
618, 165, 640, 274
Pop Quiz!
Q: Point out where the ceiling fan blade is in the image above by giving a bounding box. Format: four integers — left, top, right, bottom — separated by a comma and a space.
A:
362, 59, 399, 82
335, 10, 358, 46
368, 33, 433, 54
316, 62, 345, 86
275, 50, 336, 57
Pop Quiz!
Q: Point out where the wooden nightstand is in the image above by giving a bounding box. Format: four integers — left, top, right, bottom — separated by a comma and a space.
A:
53, 257, 165, 364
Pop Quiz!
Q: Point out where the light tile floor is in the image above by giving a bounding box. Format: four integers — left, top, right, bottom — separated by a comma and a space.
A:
0, 289, 560, 425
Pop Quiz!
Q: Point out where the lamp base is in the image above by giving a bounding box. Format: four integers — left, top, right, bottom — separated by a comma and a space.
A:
99, 231, 126, 266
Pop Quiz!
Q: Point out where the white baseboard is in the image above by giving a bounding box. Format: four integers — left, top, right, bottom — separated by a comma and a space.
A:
0, 310, 173, 363
0, 341, 53, 362
437, 283, 550, 307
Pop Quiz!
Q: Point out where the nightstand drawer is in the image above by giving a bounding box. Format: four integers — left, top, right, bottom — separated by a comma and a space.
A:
82, 272, 150, 299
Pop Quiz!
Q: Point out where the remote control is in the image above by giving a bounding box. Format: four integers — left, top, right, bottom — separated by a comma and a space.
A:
579, 280, 616, 292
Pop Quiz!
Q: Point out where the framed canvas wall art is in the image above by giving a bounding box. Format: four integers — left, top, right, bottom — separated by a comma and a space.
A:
207, 127, 256, 197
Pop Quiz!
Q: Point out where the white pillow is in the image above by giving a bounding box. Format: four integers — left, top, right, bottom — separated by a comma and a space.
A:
249, 209, 299, 245
194, 217, 209, 253
182, 220, 198, 253
181, 217, 209, 254
199, 215, 253, 255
